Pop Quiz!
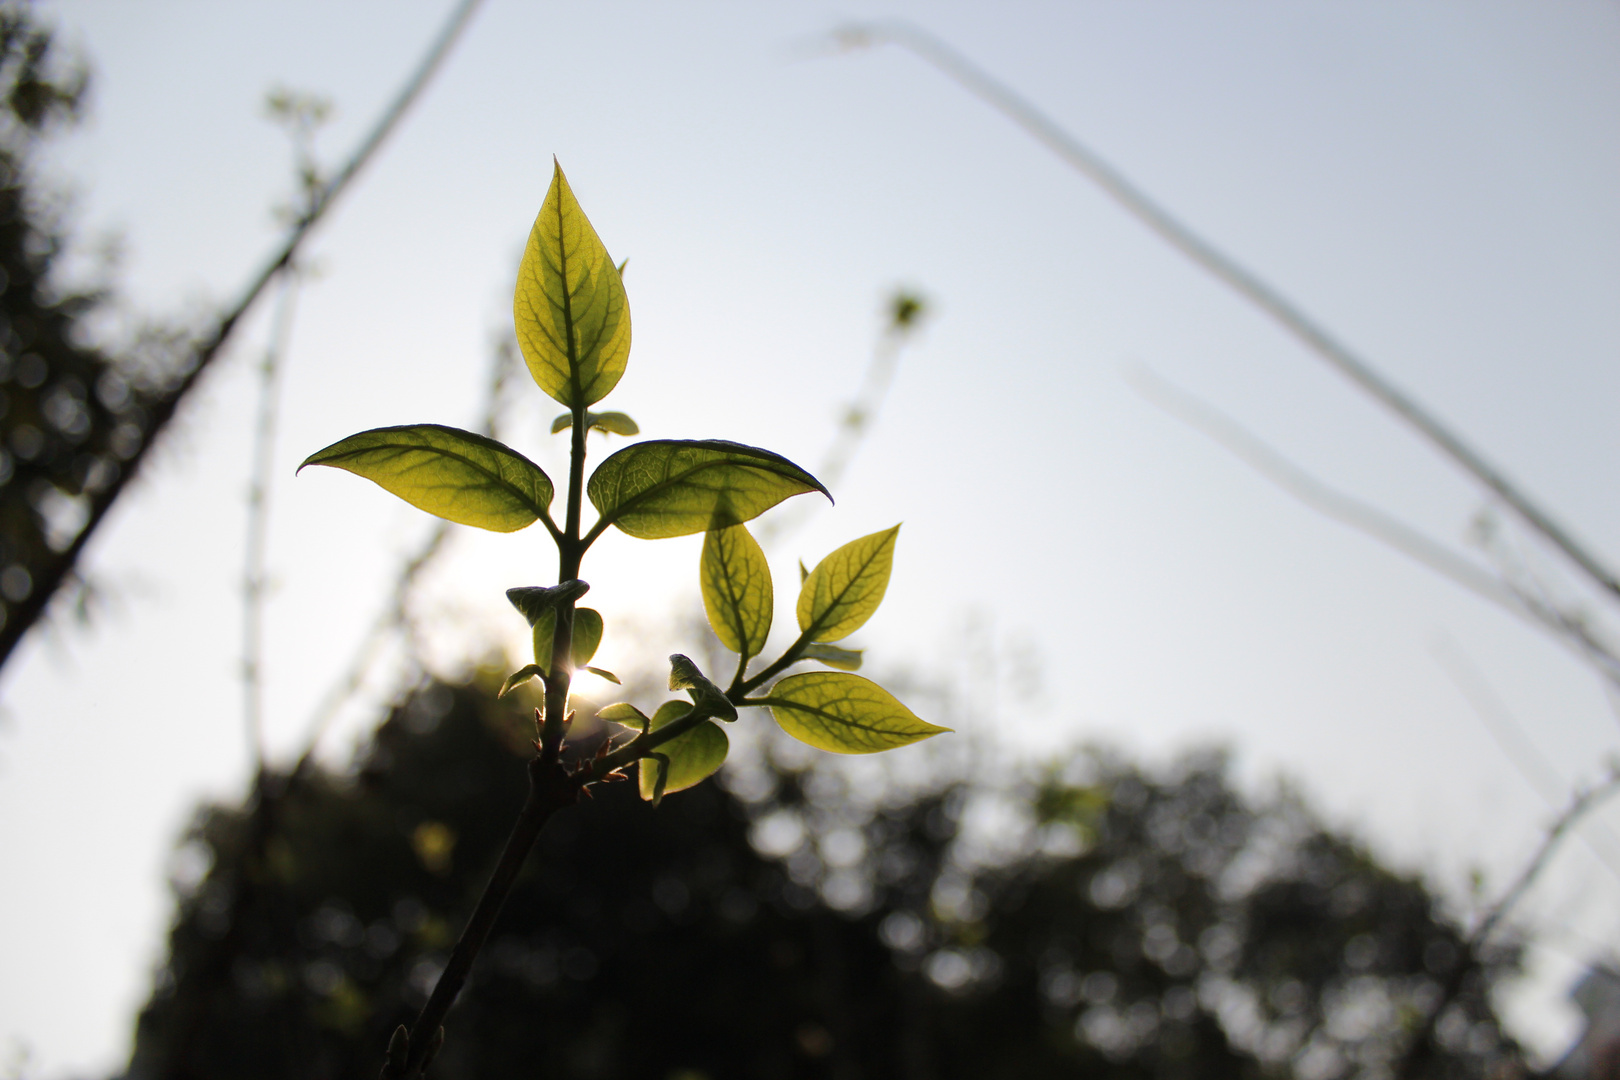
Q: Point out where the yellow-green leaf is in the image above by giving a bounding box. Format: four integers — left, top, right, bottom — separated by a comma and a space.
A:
799, 643, 863, 671
588, 439, 829, 540
796, 525, 899, 642
701, 524, 772, 659
596, 702, 648, 728
637, 700, 729, 800
763, 672, 948, 754
300, 424, 553, 532
514, 161, 630, 408
552, 411, 640, 436
530, 606, 603, 673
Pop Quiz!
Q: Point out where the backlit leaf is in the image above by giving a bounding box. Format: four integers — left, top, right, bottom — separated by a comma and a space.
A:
552, 411, 640, 436
499, 665, 543, 698
300, 424, 553, 532
668, 653, 736, 721
637, 700, 729, 801
589, 439, 828, 540
571, 608, 603, 667
762, 671, 948, 754
796, 525, 899, 642
584, 666, 620, 684
515, 161, 630, 408
799, 643, 863, 671
701, 524, 772, 659
506, 581, 589, 625
596, 702, 648, 728
529, 606, 603, 673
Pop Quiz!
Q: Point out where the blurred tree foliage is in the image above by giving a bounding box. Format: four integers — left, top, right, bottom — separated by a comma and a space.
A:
124, 673, 1524, 1080
0, 4, 182, 656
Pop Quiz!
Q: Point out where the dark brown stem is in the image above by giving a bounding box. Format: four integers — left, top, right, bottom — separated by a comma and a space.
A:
399, 755, 578, 1079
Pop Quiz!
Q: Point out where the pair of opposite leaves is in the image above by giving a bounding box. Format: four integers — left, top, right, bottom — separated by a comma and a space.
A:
301, 163, 827, 543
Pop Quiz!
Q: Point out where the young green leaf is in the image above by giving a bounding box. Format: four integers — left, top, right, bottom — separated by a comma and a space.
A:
571, 608, 604, 667
498, 664, 544, 698
583, 666, 620, 684
595, 702, 649, 728
762, 671, 948, 754
799, 643, 863, 671
668, 653, 737, 721
796, 525, 900, 642
514, 161, 630, 408
506, 581, 589, 625
528, 606, 603, 673
588, 439, 829, 540
300, 424, 554, 532
636, 700, 729, 801
551, 411, 640, 436
700, 524, 773, 660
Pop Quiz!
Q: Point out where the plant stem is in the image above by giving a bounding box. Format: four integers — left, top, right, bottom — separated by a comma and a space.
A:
399, 756, 577, 1079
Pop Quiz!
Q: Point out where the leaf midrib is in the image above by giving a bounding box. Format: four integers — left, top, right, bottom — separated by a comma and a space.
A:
801, 530, 895, 642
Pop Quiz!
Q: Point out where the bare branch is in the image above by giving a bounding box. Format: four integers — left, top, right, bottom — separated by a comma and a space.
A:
0, 0, 486, 673
1129, 365, 1620, 691
832, 19, 1620, 606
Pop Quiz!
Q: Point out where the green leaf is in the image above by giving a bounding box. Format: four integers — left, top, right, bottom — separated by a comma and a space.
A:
528, 606, 603, 673
588, 439, 829, 540
700, 524, 772, 659
596, 702, 648, 727
799, 643, 863, 671
798, 559, 809, 585
499, 664, 544, 698
668, 653, 737, 721
584, 666, 620, 684
571, 608, 603, 667
637, 700, 729, 801
552, 411, 640, 436
514, 161, 630, 408
300, 424, 554, 533
762, 672, 948, 754
506, 581, 589, 625
796, 525, 900, 642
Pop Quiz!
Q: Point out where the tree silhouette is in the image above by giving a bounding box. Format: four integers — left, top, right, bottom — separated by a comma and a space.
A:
124, 671, 1524, 1079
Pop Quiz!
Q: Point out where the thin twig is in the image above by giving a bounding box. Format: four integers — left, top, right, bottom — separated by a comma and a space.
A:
756, 289, 927, 546
831, 19, 1620, 607
0, 0, 486, 674
1431, 636, 1620, 882
242, 267, 302, 771
293, 337, 515, 771
1393, 770, 1620, 1080
1129, 365, 1620, 691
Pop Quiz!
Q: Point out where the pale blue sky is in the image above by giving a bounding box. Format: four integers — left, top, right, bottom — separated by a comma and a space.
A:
2, 2, 1618, 1073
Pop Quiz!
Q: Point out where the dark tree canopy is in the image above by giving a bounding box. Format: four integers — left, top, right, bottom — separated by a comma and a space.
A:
0, 2, 185, 663
124, 672, 1524, 1080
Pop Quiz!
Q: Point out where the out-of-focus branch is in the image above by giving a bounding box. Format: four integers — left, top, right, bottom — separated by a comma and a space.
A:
1394, 769, 1620, 1080
241, 268, 301, 771
292, 335, 517, 773
757, 289, 927, 546
1129, 365, 1620, 691
830, 19, 1620, 607
1431, 636, 1620, 881
0, 0, 485, 674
